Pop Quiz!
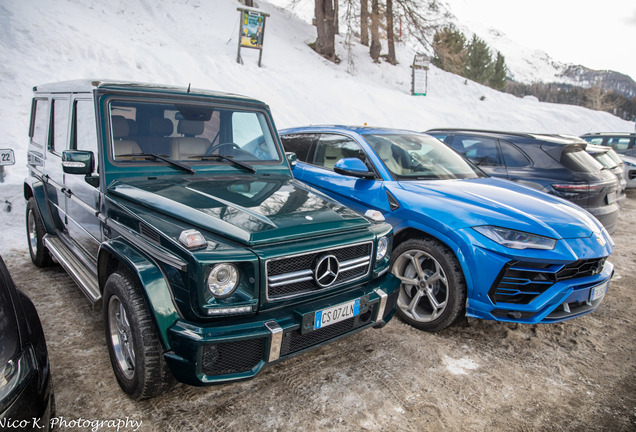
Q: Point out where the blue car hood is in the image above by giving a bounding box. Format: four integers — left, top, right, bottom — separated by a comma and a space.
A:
395, 177, 603, 240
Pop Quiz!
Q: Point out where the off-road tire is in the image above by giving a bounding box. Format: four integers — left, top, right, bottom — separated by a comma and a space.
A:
26, 197, 53, 267
103, 270, 174, 399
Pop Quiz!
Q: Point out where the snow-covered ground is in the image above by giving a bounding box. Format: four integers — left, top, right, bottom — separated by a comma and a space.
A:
0, 0, 633, 255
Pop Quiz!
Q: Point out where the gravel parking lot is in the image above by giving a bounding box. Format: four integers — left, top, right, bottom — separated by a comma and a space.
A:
4, 192, 636, 431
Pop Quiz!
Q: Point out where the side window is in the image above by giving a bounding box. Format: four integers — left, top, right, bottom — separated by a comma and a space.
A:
73, 99, 98, 176
51, 98, 70, 153
74, 100, 97, 152
500, 141, 531, 167
314, 134, 366, 170
455, 135, 503, 167
585, 137, 604, 144
230, 111, 279, 160
606, 137, 631, 151
30, 98, 50, 149
280, 134, 318, 163
428, 133, 448, 143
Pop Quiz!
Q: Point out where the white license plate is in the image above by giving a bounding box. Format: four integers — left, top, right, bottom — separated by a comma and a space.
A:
606, 192, 617, 204
590, 281, 608, 302
0, 149, 14, 166
314, 298, 361, 330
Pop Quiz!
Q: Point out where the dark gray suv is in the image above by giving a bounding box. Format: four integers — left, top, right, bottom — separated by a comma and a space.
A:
427, 129, 621, 233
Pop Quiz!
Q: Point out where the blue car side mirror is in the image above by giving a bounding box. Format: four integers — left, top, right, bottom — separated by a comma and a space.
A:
334, 158, 375, 179
285, 152, 297, 169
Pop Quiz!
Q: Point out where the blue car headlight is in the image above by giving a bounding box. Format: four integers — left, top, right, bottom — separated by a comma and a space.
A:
473, 226, 556, 250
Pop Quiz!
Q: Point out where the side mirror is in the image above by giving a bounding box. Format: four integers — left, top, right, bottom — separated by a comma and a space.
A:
285, 152, 297, 169
334, 158, 375, 179
62, 150, 93, 175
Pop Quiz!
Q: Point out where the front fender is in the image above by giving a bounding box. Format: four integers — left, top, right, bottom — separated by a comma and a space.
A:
391, 218, 477, 299
24, 179, 56, 234
98, 239, 181, 349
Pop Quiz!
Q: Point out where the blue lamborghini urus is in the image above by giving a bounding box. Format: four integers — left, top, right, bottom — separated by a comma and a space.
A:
280, 126, 614, 331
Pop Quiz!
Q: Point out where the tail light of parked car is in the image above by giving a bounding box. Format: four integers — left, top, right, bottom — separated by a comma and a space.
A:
551, 182, 603, 193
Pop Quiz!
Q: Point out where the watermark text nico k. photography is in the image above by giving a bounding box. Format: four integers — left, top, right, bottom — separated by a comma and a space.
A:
0, 416, 142, 431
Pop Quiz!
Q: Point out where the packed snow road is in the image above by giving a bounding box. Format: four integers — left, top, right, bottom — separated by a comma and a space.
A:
5, 193, 636, 431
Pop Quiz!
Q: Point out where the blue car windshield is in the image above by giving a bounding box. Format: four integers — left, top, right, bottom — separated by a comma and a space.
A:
364, 133, 484, 180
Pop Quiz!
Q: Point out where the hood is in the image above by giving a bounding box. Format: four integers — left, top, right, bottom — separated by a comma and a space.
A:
396, 177, 603, 240
620, 154, 636, 165
107, 175, 369, 246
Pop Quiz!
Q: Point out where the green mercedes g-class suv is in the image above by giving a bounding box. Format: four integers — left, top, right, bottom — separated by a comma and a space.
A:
24, 80, 399, 399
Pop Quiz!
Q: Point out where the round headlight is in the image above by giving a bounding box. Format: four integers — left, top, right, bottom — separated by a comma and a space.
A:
376, 236, 389, 261
207, 264, 239, 298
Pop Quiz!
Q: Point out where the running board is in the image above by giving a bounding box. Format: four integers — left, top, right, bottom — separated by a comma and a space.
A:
44, 235, 101, 303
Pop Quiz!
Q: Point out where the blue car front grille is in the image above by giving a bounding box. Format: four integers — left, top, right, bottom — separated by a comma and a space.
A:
489, 258, 606, 305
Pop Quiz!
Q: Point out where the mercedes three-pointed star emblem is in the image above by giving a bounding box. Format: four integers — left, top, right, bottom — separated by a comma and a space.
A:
314, 254, 340, 287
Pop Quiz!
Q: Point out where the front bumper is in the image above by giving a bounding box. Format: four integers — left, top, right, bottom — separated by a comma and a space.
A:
164, 274, 399, 386
466, 260, 613, 324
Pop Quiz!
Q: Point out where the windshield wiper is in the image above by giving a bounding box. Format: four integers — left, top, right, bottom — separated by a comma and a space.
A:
117, 153, 196, 175
191, 154, 256, 173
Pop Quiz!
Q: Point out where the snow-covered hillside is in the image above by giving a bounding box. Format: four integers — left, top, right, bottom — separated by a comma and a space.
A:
1, 0, 633, 188
0, 0, 634, 254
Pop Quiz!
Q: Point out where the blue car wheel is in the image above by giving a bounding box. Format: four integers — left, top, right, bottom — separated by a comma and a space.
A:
391, 238, 466, 331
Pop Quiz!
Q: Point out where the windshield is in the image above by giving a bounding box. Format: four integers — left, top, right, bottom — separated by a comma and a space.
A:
109, 99, 281, 165
364, 133, 483, 180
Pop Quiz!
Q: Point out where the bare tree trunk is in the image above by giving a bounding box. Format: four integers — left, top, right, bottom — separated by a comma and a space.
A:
369, 0, 381, 62
360, 0, 369, 46
314, 0, 336, 61
334, 0, 339, 35
386, 0, 397, 64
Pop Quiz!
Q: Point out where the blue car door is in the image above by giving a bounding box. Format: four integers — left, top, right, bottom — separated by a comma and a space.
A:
290, 133, 391, 215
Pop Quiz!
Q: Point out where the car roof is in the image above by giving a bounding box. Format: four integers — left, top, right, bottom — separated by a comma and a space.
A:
280, 125, 426, 136
425, 128, 587, 146
32, 79, 265, 105
581, 132, 636, 137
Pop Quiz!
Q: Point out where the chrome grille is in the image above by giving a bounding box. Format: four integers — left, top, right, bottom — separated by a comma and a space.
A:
266, 242, 372, 300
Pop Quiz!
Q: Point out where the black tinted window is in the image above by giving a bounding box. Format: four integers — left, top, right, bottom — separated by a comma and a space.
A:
561, 148, 603, 173
280, 134, 317, 163
501, 141, 531, 167
453, 135, 502, 167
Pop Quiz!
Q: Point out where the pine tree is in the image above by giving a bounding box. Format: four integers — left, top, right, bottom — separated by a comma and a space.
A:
432, 25, 467, 75
465, 34, 492, 85
489, 51, 508, 90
